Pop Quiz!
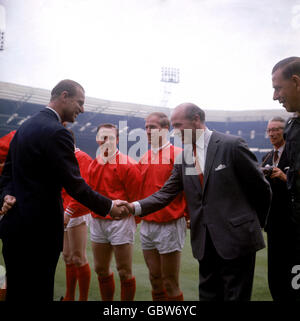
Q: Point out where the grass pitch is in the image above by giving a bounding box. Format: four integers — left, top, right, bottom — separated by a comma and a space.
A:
0, 229, 272, 301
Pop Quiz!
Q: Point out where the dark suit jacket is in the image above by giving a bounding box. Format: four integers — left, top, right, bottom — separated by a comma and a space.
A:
139, 131, 272, 261
0, 109, 112, 251
262, 148, 291, 232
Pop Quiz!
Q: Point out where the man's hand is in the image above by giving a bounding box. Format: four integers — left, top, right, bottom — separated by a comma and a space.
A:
110, 200, 130, 220
0, 195, 16, 216
270, 167, 287, 182
123, 202, 135, 215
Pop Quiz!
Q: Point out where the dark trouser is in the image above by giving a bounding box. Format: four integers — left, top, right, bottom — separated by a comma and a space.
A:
198, 232, 255, 301
2, 235, 60, 301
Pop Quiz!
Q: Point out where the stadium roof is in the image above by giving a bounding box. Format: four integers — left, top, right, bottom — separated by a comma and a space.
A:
0, 81, 292, 121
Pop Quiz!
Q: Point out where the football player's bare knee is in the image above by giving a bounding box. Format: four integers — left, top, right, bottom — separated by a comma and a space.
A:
94, 263, 110, 277
163, 275, 179, 293
71, 251, 86, 267
148, 272, 164, 291
117, 264, 132, 281
62, 252, 72, 264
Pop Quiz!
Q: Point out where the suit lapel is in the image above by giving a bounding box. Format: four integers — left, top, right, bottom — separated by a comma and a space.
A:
203, 132, 219, 188
263, 150, 273, 166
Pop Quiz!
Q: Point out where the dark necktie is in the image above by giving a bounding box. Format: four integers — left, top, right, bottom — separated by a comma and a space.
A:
274, 150, 279, 165
193, 144, 204, 187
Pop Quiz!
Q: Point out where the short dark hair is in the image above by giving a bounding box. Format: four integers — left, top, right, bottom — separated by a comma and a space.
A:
50, 79, 85, 101
272, 57, 300, 79
97, 123, 119, 137
184, 103, 205, 123
146, 112, 170, 129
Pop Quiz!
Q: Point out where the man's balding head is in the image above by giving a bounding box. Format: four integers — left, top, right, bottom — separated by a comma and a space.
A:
171, 103, 206, 144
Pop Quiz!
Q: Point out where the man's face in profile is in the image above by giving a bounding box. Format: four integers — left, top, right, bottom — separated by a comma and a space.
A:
272, 68, 300, 113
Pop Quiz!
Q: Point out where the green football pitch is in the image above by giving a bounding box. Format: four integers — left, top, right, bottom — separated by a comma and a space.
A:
0, 228, 272, 301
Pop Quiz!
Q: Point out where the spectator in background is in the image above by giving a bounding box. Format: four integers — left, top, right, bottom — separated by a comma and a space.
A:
272, 56, 300, 300
262, 117, 293, 300
62, 130, 93, 301
65, 124, 140, 301
137, 112, 188, 301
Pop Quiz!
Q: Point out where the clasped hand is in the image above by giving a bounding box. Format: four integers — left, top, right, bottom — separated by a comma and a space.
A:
110, 200, 135, 219
0, 195, 16, 216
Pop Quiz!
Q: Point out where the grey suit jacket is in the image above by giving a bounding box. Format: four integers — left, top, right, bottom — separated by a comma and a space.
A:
139, 131, 272, 261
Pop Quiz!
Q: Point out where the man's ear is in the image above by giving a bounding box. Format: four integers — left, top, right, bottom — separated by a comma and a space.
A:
193, 113, 201, 125
60, 90, 69, 101
292, 75, 300, 92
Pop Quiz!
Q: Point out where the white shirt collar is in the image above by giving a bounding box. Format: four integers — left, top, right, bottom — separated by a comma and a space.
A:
46, 106, 62, 123
195, 127, 212, 149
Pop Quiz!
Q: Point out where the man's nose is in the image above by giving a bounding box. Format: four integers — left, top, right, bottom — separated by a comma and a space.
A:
273, 91, 279, 101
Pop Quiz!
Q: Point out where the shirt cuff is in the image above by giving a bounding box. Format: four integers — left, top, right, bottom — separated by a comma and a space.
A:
132, 201, 142, 216
108, 201, 114, 214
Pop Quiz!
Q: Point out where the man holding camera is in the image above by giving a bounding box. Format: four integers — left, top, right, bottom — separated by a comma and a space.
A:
262, 116, 293, 300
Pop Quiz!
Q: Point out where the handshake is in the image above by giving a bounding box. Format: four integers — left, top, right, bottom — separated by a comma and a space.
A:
110, 200, 135, 220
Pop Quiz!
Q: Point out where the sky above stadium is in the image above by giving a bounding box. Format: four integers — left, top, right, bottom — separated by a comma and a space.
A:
0, 0, 299, 111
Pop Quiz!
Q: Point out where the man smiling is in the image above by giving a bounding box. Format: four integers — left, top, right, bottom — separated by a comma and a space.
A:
0, 79, 129, 301
272, 57, 300, 300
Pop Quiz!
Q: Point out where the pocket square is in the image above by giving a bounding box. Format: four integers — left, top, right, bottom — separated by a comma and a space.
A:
215, 164, 226, 171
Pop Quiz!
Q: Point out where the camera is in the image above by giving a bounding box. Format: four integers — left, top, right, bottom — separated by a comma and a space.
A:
261, 165, 274, 178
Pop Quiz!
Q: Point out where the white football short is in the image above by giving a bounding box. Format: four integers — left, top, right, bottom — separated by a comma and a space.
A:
140, 216, 187, 254
90, 215, 136, 245
65, 214, 91, 231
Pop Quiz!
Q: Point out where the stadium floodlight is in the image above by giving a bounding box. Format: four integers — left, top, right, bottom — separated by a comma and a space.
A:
161, 67, 180, 84
160, 66, 180, 107
0, 5, 6, 50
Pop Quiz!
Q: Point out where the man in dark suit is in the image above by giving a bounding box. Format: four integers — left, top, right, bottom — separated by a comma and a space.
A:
261, 116, 295, 300
125, 103, 271, 301
0, 79, 128, 301
272, 56, 300, 300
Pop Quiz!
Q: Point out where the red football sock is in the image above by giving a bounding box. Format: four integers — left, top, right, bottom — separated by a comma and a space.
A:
121, 277, 136, 301
76, 263, 91, 301
152, 289, 168, 301
98, 273, 115, 301
63, 263, 77, 301
167, 291, 184, 301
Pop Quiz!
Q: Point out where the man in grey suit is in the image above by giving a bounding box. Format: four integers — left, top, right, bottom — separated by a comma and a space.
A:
126, 103, 272, 301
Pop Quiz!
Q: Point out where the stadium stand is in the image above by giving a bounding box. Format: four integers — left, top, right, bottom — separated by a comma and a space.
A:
0, 81, 292, 161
